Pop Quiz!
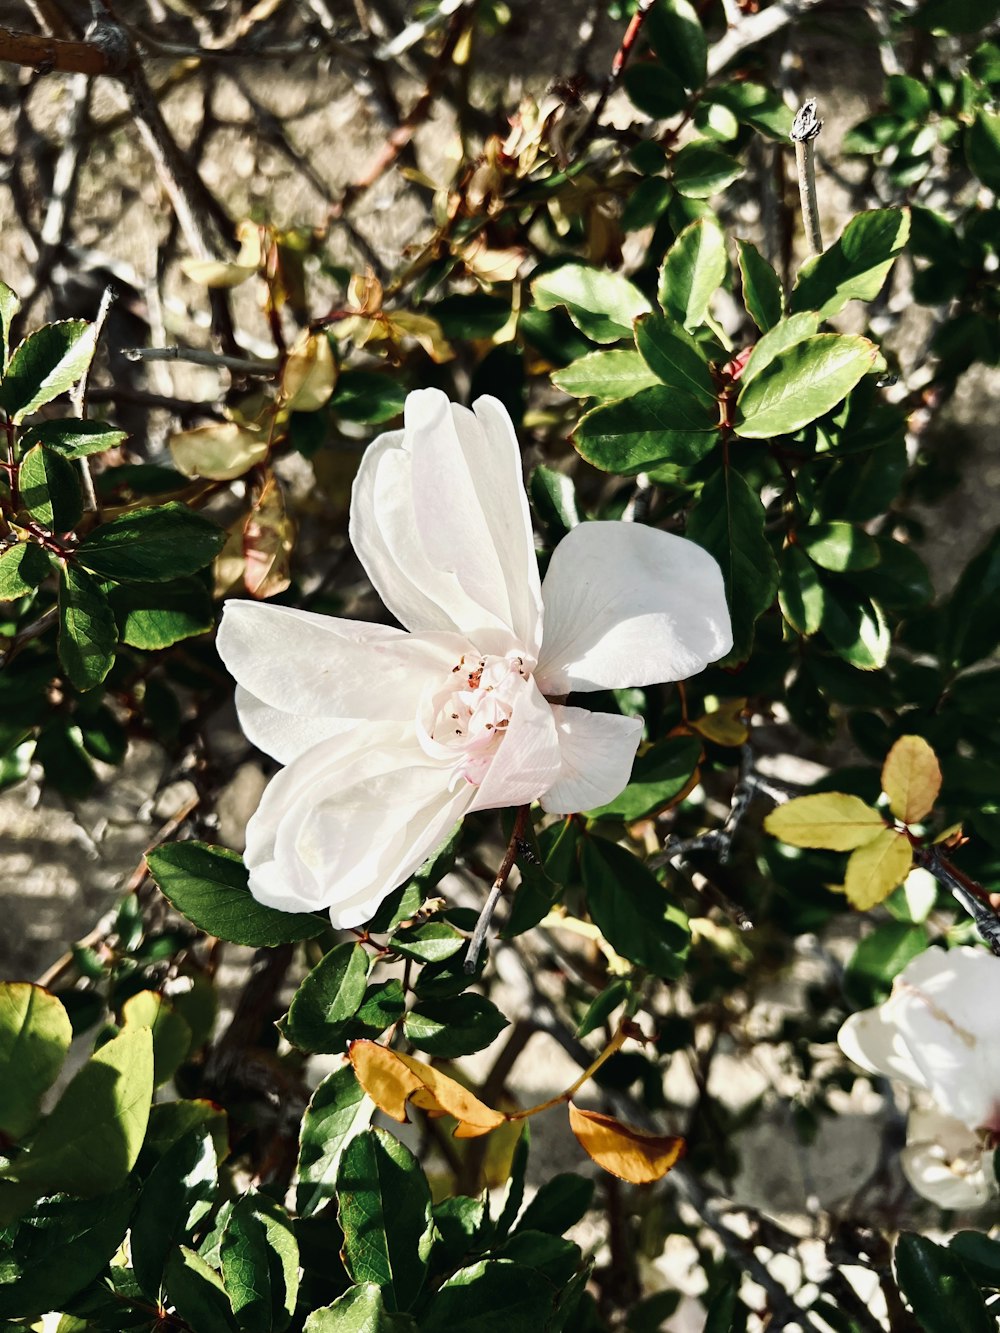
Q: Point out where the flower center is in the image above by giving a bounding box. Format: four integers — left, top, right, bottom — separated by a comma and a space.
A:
418, 651, 529, 784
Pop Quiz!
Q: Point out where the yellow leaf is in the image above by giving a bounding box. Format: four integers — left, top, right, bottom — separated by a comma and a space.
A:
349, 1040, 506, 1140
690, 698, 749, 747
934, 822, 964, 847
881, 734, 942, 825
568, 1103, 684, 1184
844, 828, 913, 910
389, 311, 455, 363
764, 792, 886, 851
169, 421, 269, 481
180, 222, 263, 289
281, 330, 337, 412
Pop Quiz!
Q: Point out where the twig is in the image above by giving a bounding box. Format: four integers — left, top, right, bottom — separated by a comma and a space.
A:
707, 0, 828, 79
373, 0, 471, 61
574, 0, 654, 154
915, 845, 1000, 956
464, 805, 529, 972
791, 98, 824, 257
70, 282, 116, 515
0, 23, 128, 75
124, 345, 278, 375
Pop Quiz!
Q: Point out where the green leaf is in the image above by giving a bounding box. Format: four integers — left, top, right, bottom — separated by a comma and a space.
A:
790, 209, 910, 319
658, 217, 727, 328
79, 704, 127, 765
581, 835, 690, 979
0, 320, 96, 423
496, 1231, 579, 1286
495, 1127, 529, 1238
146, 842, 326, 947
21, 419, 128, 459
799, 522, 880, 572
131, 1127, 218, 1302
0, 1185, 136, 1320
737, 240, 783, 331
284, 942, 370, 1053
687, 467, 777, 663
623, 63, 687, 119
943, 530, 1000, 668
947, 1233, 1000, 1288
711, 82, 793, 139
19, 444, 83, 531
894, 1233, 995, 1333
220, 1191, 300, 1333
531, 264, 651, 344
646, 0, 706, 89
671, 142, 742, 198
843, 922, 928, 1010
304, 1285, 419, 1332
778, 545, 823, 636
336, 1128, 432, 1312
575, 979, 630, 1039
588, 735, 701, 820
820, 585, 890, 670
573, 385, 717, 474
966, 109, 1000, 192
3, 1025, 153, 1198
165, 1246, 239, 1333
120, 989, 192, 1087
109, 578, 214, 649
0, 983, 71, 1139
740, 312, 820, 385
421, 1260, 558, 1333
391, 921, 466, 964
296, 1065, 375, 1219
58, 564, 117, 692
915, 0, 1000, 32
403, 994, 509, 1058
516, 1173, 594, 1237
703, 1281, 740, 1332
0, 541, 49, 601
350, 980, 405, 1039
734, 334, 879, 438
0, 281, 20, 372
332, 372, 406, 424
431, 1194, 490, 1266
75, 502, 226, 583
634, 313, 716, 407
551, 349, 659, 401
529, 466, 580, 542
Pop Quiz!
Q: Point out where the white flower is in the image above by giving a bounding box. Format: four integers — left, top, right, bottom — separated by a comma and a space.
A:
217, 388, 732, 928
838, 945, 1000, 1208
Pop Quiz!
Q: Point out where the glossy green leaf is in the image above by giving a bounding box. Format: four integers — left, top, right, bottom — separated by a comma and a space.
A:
165, 1246, 239, 1333
0, 983, 71, 1139
121, 990, 192, 1087
58, 564, 117, 692
843, 922, 928, 1010
646, 0, 706, 89
131, 1127, 218, 1301
740, 312, 820, 385
0, 319, 96, 422
894, 1233, 995, 1333
735, 335, 879, 438
529, 466, 580, 541
516, 1173, 594, 1237
634, 313, 716, 406
336, 1128, 432, 1312
551, 349, 659, 401
332, 371, 406, 424
0, 541, 49, 600
496, 1231, 580, 1286
575, 979, 630, 1040
711, 82, 793, 138
110, 578, 214, 649
296, 1065, 375, 1219
687, 467, 777, 662
403, 994, 509, 1058
581, 835, 690, 979
623, 63, 687, 119
391, 921, 466, 964
658, 217, 727, 327
431, 1194, 490, 1266
146, 841, 325, 947
531, 264, 651, 344
421, 1260, 558, 1333
495, 1126, 530, 1239
778, 545, 823, 636
284, 942, 370, 1053
19, 444, 83, 531
799, 522, 880, 572
220, 1191, 299, 1332
2, 1025, 153, 1198
588, 735, 701, 820
21, 419, 128, 458
820, 585, 890, 670
0, 280, 20, 371
737, 240, 783, 331
75, 502, 226, 583
791, 209, 911, 318
304, 1285, 419, 1332
671, 142, 743, 198
573, 385, 717, 474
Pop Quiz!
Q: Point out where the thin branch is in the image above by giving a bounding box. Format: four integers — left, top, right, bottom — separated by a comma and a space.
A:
0, 24, 128, 76
124, 345, 278, 375
791, 98, 824, 257
464, 805, 529, 973
706, 0, 828, 79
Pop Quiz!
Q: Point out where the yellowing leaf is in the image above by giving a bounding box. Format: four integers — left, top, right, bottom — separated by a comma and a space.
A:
243, 472, 295, 600
349, 1040, 506, 1139
181, 221, 263, 287
764, 792, 885, 851
690, 698, 749, 747
881, 734, 942, 825
568, 1103, 684, 1184
281, 330, 337, 412
390, 311, 455, 363
844, 827, 914, 910
169, 421, 269, 480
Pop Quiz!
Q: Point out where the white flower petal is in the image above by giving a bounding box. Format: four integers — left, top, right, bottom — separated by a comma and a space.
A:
901, 1108, 997, 1209
837, 1007, 930, 1092
233, 685, 360, 765
217, 600, 465, 728
467, 675, 561, 812
540, 705, 643, 814
534, 521, 733, 694
349, 389, 535, 653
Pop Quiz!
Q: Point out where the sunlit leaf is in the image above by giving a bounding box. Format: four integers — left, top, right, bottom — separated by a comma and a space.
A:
348, 1040, 506, 1139
764, 792, 886, 850
881, 734, 942, 825
568, 1104, 684, 1183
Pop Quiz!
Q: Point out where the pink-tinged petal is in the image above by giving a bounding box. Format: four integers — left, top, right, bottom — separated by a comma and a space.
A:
837, 1007, 929, 1092
233, 685, 360, 765
467, 674, 561, 812
243, 730, 474, 926
535, 521, 733, 694
349, 390, 534, 653
217, 600, 466, 728
540, 706, 643, 814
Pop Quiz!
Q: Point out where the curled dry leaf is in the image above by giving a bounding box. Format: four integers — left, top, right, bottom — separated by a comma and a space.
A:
349, 1039, 506, 1139
243, 472, 295, 600
181, 220, 263, 288
881, 734, 942, 826
568, 1103, 684, 1184
281, 330, 337, 413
